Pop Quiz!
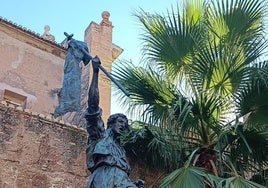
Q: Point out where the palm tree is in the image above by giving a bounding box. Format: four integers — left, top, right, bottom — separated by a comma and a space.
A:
113, 0, 268, 187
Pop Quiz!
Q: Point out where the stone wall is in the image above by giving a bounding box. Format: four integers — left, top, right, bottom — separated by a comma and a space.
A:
0, 102, 165, 187
0, 102, 89, 188
0, 24, 65, 116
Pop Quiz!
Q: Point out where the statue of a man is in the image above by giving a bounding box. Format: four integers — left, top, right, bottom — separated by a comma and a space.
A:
84, 57, 144, 188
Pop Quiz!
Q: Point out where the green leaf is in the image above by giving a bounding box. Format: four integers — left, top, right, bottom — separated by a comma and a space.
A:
220, 176, 266, 188
160, 166, 214, 188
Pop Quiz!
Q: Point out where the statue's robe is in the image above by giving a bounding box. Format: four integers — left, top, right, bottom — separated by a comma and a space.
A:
85, 109, 137, 188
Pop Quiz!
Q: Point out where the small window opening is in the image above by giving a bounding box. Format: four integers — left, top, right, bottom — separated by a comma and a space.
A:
3, 89, 27, 109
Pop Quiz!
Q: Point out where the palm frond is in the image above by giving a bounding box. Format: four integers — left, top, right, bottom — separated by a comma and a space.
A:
235, 64, 268, 124
207, 0, 266, 46
219, 175, 266, 188
160, 165, 220, 188
113, 60, 181, 125
121, 123, 187, 171
217, 123, 268, 174
135, 4, 203, 81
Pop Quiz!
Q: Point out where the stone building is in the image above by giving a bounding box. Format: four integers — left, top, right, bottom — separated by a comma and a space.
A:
0, 11, 123, 125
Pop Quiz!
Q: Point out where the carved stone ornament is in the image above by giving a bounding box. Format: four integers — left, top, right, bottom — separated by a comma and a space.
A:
41, 25, 55, 42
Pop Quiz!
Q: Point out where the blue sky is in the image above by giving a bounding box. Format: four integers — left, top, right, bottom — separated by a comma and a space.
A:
0, 0, 178, 61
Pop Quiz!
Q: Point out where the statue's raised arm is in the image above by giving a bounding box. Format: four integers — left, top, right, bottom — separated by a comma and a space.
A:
84, 57, 105, 143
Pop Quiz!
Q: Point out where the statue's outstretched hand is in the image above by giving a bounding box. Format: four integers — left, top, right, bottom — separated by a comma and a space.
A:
92, 56, 101, 72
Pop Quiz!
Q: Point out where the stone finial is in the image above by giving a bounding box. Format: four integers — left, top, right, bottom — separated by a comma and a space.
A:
112, 44, 123, 60
41, 25, 56, 42
100, 11, 113, 27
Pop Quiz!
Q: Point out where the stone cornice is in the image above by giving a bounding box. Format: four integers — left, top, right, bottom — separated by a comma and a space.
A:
0, 17, 67, 59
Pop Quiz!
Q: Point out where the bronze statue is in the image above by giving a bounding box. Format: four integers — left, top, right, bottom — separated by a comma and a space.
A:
55, 33, 143, 187
85, 57, 144, 188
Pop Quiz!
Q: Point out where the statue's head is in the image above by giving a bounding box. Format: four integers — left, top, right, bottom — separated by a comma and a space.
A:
107, 113, 129, 136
